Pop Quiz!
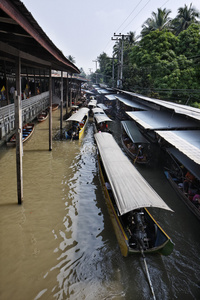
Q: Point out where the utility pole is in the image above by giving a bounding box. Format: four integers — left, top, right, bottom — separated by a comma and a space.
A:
93, 60, 98, 84
111, 33, 130, 89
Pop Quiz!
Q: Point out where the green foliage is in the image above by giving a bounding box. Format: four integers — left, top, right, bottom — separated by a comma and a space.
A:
94, 5, 200, 105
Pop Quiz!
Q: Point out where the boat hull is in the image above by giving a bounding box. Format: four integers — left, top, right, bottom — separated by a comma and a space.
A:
164, 170, 200, 221
7, 123, 34, 146
98, 154, 174, 257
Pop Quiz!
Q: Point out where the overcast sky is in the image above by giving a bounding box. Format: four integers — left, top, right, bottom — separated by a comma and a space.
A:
22, 0, 200, 74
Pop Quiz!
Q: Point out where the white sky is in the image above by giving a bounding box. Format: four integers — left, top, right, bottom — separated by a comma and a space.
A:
22, 0, 200, 74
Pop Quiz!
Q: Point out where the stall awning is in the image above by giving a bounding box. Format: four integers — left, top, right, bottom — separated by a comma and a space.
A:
156, 130, 200, 165
126, 110, 199, 130
126, 92, 200, 122
121, 121, 149, 144
116, 95, 147, 110
95, 132, 172, 215
166, 147, 200, 180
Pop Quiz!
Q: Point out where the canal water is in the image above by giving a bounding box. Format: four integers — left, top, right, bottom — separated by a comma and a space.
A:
0, 109, 199, 300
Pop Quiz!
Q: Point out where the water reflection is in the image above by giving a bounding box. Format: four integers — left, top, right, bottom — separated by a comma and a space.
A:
0, 112, 200, 300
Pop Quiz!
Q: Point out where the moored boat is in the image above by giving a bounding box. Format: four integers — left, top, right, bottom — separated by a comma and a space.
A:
52, 103, 59, 111
65, 107, 89, 140
37, 109, 49, 122
7, 123, 35, 146
95, 132, 174, 257
121, 120, 150, 164
163, 147, 200, 221
92, 107, 112, 133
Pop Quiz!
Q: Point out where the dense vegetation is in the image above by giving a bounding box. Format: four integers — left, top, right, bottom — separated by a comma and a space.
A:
91, 4, 200, 107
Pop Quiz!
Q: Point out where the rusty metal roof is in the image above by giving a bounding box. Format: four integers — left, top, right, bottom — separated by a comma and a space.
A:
0, 0, 80, 73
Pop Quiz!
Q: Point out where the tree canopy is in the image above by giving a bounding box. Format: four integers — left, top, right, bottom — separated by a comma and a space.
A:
93, 4, 200, 107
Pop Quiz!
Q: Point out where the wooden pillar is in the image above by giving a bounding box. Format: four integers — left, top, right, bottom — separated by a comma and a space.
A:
69, 73, 72, 108
60, 71, 63, 138
15, 57, 23, 204
49, 68, 52, 151
66, 73, 69, 115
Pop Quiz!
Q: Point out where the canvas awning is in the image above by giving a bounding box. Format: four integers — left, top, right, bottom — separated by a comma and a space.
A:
116, 95, 147, 110
93, 108, 112, 124
66, 107, 89, 122
95, 132, 173, 215
166, 147, 200, 180
126, 110, 199, 130
156, 130, 200, 165
121, 121, 149, 144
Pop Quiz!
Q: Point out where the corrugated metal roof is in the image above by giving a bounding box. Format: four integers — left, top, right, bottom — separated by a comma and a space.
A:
116, 95, 147, 110
0, 0, 79, 73
156, 130, 200, 165
126, 110, 199, 130
127, 92, 200, 121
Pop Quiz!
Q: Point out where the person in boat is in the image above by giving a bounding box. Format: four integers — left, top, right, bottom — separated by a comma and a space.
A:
183, 171, 195, 194
192, 193, 200, 209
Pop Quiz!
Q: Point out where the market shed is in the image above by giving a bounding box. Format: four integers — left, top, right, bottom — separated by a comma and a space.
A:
0, 0, 80, 204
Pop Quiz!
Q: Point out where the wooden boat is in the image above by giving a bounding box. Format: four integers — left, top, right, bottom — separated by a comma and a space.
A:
37, 109, 49, 122
95, 132, 174, 257
121, 120, 150, 164
52, 103, 59, 111
65, 107, 89, 140
164, 147, 200, 221
7, 123, 34, 146
92, 107, 112, 134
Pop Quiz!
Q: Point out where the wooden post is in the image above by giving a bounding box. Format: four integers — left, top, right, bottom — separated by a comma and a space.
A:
66, 73, 69, 115
60, 71, 63, 138
15, 57, 23, 204
70, 73, 72, 108
49, 68, 52, 151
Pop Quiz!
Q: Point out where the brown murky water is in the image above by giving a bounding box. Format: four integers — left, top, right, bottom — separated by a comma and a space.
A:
0, 110, 199, 300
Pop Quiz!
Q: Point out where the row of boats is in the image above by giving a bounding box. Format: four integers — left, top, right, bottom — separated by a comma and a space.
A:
64, 103, 174, 259
6, 103, 59, 146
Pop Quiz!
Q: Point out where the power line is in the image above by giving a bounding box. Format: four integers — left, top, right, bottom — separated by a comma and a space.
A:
121, 0, 151, 32
115, 0, 144, 33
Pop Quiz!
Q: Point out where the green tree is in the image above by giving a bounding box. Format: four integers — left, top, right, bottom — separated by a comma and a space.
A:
67, 55, 76, 64
141, 8, 172, 37
172, 3, 200, 35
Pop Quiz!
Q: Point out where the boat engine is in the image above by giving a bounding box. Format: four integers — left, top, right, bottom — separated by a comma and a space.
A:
133, 211, 149, 250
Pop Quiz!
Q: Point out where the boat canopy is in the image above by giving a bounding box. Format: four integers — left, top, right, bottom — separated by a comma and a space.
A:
93, 108, 112, 124
66, 107, 89, 122
156, 130, 200, 165
95, 132, 173, 215
166, 147, 200, 180
116, 95, 147, 110
126, 110, 199, 130
105, 94, 117, 101
121, 120, 149, 144
97, 103, 108, 110
88, 100, 97, 107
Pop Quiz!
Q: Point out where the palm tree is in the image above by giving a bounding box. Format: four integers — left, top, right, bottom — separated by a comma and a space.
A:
172, 3, 200, 35
141, 8, 172, 37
